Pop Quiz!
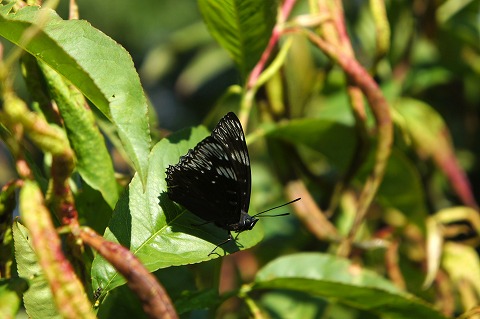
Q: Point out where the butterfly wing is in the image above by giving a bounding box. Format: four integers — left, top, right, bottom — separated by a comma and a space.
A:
211, 112, 251, 218
165, 112, 251, 229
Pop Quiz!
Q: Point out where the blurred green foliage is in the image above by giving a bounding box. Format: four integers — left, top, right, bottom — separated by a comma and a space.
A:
1, 0, 480, 318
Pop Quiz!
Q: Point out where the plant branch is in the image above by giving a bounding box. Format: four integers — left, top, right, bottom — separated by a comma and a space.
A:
286, 179, 339, 241
20, 180, 95, 319
303, 29, 393, 256
240, 0, 297, 127
2, 92, 77, 225
78, 227, 179, 319
318, 1, 370, 217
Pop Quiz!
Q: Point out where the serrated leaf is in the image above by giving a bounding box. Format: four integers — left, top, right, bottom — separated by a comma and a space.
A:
0, 6, 151, 186
198, 0, 277, 79
12, 221, 60, 319
12, 221, 40, 286
92, 125, 263, 292
37, 61, 118, 210
254, 253, 449, 319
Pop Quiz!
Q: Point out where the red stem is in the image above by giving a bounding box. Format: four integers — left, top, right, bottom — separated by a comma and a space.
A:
247, 0, 297, 89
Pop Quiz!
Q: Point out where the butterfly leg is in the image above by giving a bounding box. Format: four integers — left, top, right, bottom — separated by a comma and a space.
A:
208, 232, 233, 256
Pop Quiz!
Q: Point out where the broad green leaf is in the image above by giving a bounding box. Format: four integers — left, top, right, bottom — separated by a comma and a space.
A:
259, 290, 328, 319
175, 288, 220, 314
393, 98, 449, 158
12, 221, 60, 319
267, 118, 357, 172
98, 267, 218, 317
394, 98, 476, 207
284, 35, 320, 114
198, 0, 278, 79
96, 284, 146, 319
254, 253, 449, 319
75, 181, 115, 235
0, 6, 151, 185
403, 66, 451, 94
373, 148, 427, 227
92, 125, 263, 292
0, 278, 28, 318
37, 60, 118, 210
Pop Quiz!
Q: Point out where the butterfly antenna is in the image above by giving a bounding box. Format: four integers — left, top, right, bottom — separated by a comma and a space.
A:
253, 198, 301, 218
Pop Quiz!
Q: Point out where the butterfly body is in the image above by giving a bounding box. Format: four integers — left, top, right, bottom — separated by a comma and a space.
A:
165, 112, 254, 237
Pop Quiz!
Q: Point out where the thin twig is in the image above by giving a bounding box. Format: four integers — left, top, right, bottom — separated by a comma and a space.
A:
78, 227, 179, 319
302, 29, 393, 256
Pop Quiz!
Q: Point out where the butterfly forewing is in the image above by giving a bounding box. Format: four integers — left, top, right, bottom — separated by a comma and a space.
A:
166, 112, 251, 229
211, 113, 251, 217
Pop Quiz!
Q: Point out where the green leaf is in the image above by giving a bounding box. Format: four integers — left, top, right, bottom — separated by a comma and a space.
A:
0, 6, 151, 186
198, 0, 278, 79
12, 220, 60, 319
267, 117, 356, 172
96, 284, 147, 319
0, 277, 28, 318
97, 266, 216, 317
267, 112, 427, 226
366, 148, 427, 228
75, 181, 114, 234
393, 98, 450, 157
175, 288, 219, 314
254, 253, 449, 319
92, 125, 263, 292
259, 290, 328, 319
37, 60, 118, 210
443, 242, 480, 296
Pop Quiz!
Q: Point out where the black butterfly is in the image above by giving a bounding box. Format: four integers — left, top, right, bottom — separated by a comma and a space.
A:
166, 112, 299, 255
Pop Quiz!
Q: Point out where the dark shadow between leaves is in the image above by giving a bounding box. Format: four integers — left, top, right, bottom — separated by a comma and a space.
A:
109, 187, 132, 249
158, 191, 241, 256
166, 127, 196, 144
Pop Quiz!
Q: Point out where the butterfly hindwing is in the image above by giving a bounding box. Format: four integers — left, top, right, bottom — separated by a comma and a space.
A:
166, 112, 251, 229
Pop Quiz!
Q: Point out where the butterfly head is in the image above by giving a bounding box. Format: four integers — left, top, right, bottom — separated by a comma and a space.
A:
222, 211, 258, 233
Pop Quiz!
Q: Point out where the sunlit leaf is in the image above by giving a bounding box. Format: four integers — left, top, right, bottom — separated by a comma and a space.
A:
443, 242, 480, 296
37, 61, 118, 211
0, 6, 151, 186
92, 125, 263, 292
12, 221, 60, 319
254, 253, 449, 319
0, 278, 28, 318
